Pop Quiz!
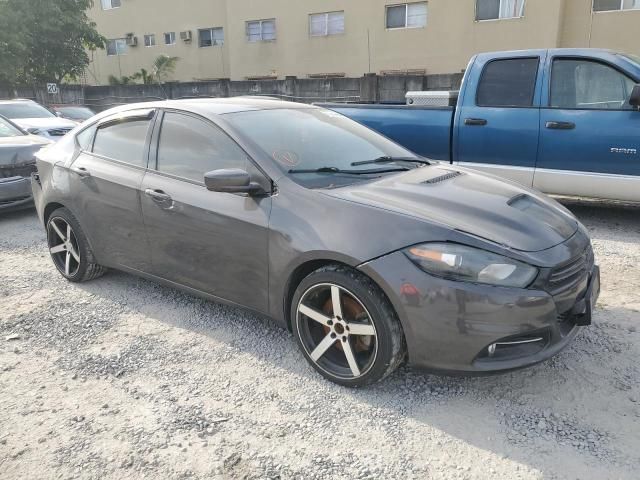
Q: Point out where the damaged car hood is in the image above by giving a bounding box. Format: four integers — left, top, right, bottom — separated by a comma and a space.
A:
0, 135, 52, 167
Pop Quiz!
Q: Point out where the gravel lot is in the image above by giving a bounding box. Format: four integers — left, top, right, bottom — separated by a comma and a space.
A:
1, 203, 639, 480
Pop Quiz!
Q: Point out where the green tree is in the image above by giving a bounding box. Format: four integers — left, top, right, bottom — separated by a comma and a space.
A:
0, 0, 105, 87
153, 55, 180, 85
108, 75, 135, 86
131, 68, 154, 85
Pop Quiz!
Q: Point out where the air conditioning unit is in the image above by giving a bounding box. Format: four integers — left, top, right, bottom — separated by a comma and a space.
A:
180, 30, 192, 42
125, 33, 138, 47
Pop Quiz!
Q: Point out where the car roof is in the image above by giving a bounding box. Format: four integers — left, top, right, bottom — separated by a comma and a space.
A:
95, 97, 318, 119
0, 99, 39, 105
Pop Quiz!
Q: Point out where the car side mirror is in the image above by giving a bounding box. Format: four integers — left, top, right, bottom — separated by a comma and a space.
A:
204, 168, 266, 196
629, 84, 640, 109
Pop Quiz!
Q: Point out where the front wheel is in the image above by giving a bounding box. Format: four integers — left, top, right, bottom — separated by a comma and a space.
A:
291, 265, 406, 387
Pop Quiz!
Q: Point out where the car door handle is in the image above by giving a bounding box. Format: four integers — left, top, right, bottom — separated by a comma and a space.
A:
144, 189, 172, 202
464, 118, 487, 126
545, 121, 575, 130
70, 166, 91, 178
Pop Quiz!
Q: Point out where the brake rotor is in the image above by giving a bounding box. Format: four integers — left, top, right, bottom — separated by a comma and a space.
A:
322, 294, 373, 353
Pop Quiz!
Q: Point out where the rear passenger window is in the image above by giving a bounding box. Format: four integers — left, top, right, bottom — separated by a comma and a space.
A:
477, 58, 539, 107
92, 117, 152, 167
156, 112, 248, 183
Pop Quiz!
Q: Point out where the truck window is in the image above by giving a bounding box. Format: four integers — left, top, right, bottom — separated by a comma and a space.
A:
476, 58, 539, 107
550, 59, 636, 110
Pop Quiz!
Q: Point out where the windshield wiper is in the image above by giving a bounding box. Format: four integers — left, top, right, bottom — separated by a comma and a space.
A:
351, 156, 430, 167
288, 166, 410, 175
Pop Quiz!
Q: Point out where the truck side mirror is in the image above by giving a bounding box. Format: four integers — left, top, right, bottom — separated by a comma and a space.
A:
629, 84, 640, 109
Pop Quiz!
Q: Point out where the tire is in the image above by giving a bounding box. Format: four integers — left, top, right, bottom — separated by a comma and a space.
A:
46, 207, 107, 283
291, 265, 406, 387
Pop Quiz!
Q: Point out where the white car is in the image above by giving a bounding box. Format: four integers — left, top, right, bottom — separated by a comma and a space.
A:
0, 99, 77, 141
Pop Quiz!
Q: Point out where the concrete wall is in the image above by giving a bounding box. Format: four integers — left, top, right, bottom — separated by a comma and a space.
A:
0, 73, 463, 111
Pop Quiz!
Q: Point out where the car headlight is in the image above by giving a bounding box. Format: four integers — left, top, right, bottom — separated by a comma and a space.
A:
404, 243, 538, 288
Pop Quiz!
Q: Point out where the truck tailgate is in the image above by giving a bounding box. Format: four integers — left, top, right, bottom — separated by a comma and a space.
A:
319, 104, 453, 161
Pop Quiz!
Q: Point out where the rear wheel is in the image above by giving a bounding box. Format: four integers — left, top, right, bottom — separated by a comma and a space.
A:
46, 207, 106, 282
291, 265, 405, 387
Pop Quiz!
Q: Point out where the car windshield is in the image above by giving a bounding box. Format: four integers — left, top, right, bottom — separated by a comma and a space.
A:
0, 117, 25, 137
224, 108, 422, 188
56, 106, 95, 120
0, 102, 56, 119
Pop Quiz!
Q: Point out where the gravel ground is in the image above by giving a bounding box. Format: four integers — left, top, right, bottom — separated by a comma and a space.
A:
0, 203, 639, 480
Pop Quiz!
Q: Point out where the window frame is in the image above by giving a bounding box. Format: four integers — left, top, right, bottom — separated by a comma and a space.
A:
475, 56, 540, 108
144, 34, 156, 48
164, 32, 176, 45
547, 56, 639, 111
309, 11, 345, 37
150, 109, 272, 190
106, 38, 127, 56
246, 19, 277, 42
593, 0, 640, 12
101, 0, 121, 11
475, 0, 526, 21
385, 2, 428, 30
198, 27, 225, 48
87, 109, 157, 170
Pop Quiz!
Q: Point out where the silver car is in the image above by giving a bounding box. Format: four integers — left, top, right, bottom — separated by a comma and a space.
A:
31, 98, 600, 386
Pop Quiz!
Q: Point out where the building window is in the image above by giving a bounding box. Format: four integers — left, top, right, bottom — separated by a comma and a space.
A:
593, 0, 640, 11
246, 19, 276, 42
164, 32, 176, 45
385, 3, 427, 29
144, 34, 156, 47
476, 0, 526, 20
101, 0, 121, 10
198, 28, 224, 47
106, 39, 127, 56
310, 11, 345, 36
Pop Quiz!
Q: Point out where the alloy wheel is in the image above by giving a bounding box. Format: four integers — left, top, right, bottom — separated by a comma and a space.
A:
296, 283, 378, 380
47, 217, 81, 277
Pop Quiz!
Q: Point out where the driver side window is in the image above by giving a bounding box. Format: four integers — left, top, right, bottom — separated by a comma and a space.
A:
550, 59, 636, 110
156, 112, 248, 183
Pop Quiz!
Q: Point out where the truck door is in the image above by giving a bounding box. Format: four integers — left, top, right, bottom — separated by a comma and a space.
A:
454, 51, 546, 187
536, 54, 640, 202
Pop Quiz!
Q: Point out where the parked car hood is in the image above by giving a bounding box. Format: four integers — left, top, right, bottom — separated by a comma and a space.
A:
322, 165, 578, 252
11, 117, 77, 130
0, 135, 52, 167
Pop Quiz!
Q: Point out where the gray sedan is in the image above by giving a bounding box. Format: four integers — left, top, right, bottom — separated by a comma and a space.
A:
31, 98, 600, 386
0, 115, 51, 211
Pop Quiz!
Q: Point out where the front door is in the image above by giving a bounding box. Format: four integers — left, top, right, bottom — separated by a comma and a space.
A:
536, 55, 640, 202
454, 52, 545, 187
140, 110, 272, 312
68, 109, 155, 271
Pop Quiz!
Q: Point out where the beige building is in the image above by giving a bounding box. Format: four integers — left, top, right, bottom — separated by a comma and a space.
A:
87, 0, 640, 85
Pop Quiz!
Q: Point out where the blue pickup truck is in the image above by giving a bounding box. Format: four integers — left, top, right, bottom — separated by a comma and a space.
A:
323, 49, 640, 203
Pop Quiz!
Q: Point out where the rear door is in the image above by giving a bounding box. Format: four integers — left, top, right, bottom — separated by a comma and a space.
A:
140, 110, 272, 312
454, 51, 546, 186
68, 109, 155, 271
536, 54, 640, 201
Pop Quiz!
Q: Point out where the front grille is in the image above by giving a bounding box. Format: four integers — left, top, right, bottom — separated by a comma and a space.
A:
47, 128, 71, 137
0, 163, 36, 179
548, 246, 594, 294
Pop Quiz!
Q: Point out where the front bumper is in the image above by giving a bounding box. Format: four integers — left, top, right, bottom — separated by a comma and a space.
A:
0, 176, 33, 211
359, 244, 599, 374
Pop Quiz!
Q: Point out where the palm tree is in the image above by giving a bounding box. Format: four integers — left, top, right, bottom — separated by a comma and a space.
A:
130, 68, 154, 85
153, 55, 179, 85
